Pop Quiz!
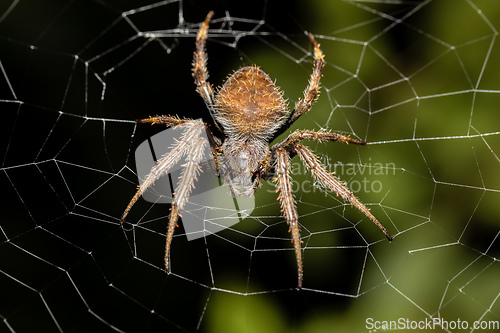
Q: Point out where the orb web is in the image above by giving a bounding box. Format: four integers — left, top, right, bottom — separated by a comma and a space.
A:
1, 0, 499, 332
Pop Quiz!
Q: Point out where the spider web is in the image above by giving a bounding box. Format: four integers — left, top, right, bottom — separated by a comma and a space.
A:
1, 0, 499, 332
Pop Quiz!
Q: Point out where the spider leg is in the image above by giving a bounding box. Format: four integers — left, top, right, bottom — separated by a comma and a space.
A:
165, 136, 208, 272
274, 148, 303, 289
136, 115, 194, 126
291, 33, 325, 122
121, 120, 206, 223
193, 11, 214, 105
294, 144, 393, 241
192, 11, 223, 132
272, 33, 325, 140
272, 129, 365, 151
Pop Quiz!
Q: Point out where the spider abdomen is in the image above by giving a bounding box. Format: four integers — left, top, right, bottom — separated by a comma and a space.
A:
215, 65, 288, 140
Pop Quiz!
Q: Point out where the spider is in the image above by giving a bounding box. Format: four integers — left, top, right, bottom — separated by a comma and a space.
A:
121, 11, 392, 289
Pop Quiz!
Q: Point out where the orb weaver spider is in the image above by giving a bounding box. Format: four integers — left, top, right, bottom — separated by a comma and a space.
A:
121, 11, 392, 289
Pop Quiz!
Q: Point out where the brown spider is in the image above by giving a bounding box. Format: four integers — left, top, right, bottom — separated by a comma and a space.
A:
121, 11, 392, 289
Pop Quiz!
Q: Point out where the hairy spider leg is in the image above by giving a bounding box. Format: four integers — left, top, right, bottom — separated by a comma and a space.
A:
192, 11, 224, 135
294, 144, 393, 241
273, 129, 366, 150
271, 130, 392, 242
121, 120, 212, 273
121, 120, 205, 223
192, 11, 214, 105
165, 136, 208, 272
271, 33, 325, 141
274, 148, 303, 288
270, 131, 392, 288
136, 115, 195, 126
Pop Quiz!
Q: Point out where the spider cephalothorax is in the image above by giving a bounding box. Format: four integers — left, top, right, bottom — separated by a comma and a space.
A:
121, 11, 392, 289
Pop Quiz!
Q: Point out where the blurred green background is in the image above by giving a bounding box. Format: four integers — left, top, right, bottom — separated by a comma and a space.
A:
1, 0, 499, 332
